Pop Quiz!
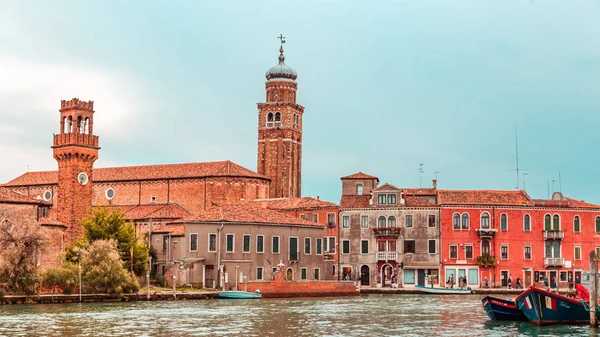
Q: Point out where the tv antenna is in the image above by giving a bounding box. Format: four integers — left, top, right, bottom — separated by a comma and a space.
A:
510, 125, 527, 189
419, 163, 424, 188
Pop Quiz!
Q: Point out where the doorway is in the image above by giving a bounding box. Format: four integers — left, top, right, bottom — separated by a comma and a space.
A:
382, 264, 393, 287
501, 270, 509, 287
417, 269, 425, 286
361, 265, 370, 286
575, 271, 582, 285
205, 265, 214, 288
524, 270, 532, 288
550, 271, 557, 288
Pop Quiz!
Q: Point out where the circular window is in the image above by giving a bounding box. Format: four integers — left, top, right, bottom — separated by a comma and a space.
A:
105, 188, 115, 200
43, 190, 52, 201
77, 172, 89, 185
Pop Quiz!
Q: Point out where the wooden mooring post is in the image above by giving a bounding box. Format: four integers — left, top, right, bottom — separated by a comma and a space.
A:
590, 251, 598, 327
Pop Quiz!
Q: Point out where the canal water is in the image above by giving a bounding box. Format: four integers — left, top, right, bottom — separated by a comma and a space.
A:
0, 294, 598, 336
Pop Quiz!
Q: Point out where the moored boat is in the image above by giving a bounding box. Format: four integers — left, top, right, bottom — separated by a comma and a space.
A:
415, 285, 472, 295
515, 286, 594, 325
481, 296, 526, 321
217, 291, 262, 299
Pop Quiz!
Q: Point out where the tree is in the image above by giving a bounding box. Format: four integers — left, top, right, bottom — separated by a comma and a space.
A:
0, 220, 48, 294
42, 264, 78, 295
80, 239, 139, 295
69, 208, 149, 276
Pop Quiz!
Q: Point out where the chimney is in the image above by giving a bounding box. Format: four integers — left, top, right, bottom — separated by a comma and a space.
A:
317, 196, 320, 200
432, 179, 437, 189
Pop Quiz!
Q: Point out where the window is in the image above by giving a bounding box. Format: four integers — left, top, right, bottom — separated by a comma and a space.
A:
524, 214, 531, 232
151, 196, 157, 203
301, 268, 307, 280
361, 215, 369, 228
500, 214, 508, 231
162, 235, 168, 252
428, 240, 436, 254
482, 240, 490, 255
596, 246, 600, 257
461, 213, 470, 230
524, 245, 532, 260
465, 245, 473, 259
300, 214, 306, 220
481, 213, 490, 229
361, 240, 369, 254
404, 240, 415, 254
312, 214, 318, 223
544, 214, 551, 230
256, 235, 264, 253
453, 213, 460, 230
575, 246, 582, 260
342, 216, 350, 229
574, 216, 580, 233
405, 215, 413, 228
226, 234, 235, 253
256, 267, 263, 280
596, 217, 600, 233
356, 184, 363, 195
189, 233, 198, 252
501, 245, 508, 260
304, 237, 311, 255
243, 235, 251, 253
428, 215, 436, 228
327, 213, 336, 227
274, 112, 281, 127
378, 216, 386, 228
449, 245, 458, 259
342, 240, 350, 254
553, 241, 561, 258
388, 216, 396, 228
267, 112, 274, 127
314, 268, 320, 280
387, 194, 397, 204
404, 269, 415, 284
545, 241, 552, 258
560, 271, 567, 282
272, 236, 280, 254
553, 214, 560, 230
316, 238, 322, 255
289, 237, 298, 261
104, 188, 114, 200
377, 194, 386, 204
324, 237, 336, 253
208, 234, 216, 252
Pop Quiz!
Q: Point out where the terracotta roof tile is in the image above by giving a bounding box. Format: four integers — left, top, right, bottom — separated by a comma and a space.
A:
94, 203, 190, 221
341, 172, 379, 180
404, 195, 438, 207
39, 217, 66, 227
172, 203, 322, 227
403, 188, 437, 196
247, 197, 338, 211
0, 187, 51, 205
151, 224, 185, 236
437, 190, 530, 206
340, 195, 371, 208
3, 160, 267, 186
563, 197, 600, 209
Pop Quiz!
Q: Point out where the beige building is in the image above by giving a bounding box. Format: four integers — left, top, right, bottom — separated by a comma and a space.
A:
151, 203, 334, 288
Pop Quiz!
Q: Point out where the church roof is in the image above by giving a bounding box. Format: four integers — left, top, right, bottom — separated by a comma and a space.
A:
247, 197, 338, 211
3, 160, 268, 186
265, 45, 297, 81
94, 203, 191, 221
0, 187, 51, 205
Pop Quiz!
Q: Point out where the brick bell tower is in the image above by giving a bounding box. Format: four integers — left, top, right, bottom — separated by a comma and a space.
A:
257, 35, 304, 198
52, 98, 100, 243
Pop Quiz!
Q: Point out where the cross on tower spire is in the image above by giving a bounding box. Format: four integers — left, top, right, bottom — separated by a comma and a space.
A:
277, 33, 286, 47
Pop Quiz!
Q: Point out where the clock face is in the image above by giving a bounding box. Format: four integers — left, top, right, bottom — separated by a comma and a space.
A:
77, 172, 89, 186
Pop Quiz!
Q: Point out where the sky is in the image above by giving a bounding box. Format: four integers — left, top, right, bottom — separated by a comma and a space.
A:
1, 0, 600, 205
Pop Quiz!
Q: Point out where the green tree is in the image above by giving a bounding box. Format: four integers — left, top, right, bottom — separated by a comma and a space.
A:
80, 239, 139, 295
42, 264, 78, 294
70, 208, 149, 276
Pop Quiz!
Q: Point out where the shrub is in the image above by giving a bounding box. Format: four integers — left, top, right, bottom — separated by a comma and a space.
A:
81, 239, 138, 296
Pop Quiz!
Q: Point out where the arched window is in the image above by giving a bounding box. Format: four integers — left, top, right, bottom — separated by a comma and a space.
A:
267, 113, 274, 127
523, 214, 531, 232
452, 213, 460, 230
480, 212, 490, 229
552, 214, 560, 230
62, 116, 68, 133
500, 214, 508, 231
378, 216, 386, 228
77, 116, 83, 133
544, 214, 551, 230
274, 112, 282, 127
573, 215, 580, 233
482, 240, 490, 256
461, 213, 470, 230
84, 117, 90, 134
67, 116, 73, 133
545, 241, 552, 258
553, 241, 560, 258
388, 216, 396, 228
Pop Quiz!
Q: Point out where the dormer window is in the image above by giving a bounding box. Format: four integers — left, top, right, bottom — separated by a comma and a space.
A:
387, 194, 396, 204
356, 184, 363, 195
267, 113, 274, 128
274, 112, 282, 127
377, 194, 386, 205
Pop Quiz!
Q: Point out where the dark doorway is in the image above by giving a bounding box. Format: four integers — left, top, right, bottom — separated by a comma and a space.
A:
524, 270, 532, 287
205, 265, 214, 288
360, 265, 370, 286
501, 271, 509, 287
575, 271, 582, 285
417, 269, 426, 286
550, 271, 557, 288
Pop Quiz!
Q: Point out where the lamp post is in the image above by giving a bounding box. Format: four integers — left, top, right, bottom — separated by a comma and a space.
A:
147, 256, 151, 301
78, 261, 82, 303
235, 266, 239, 291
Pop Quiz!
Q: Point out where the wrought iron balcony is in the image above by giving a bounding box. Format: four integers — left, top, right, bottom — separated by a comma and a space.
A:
476, 228, 497, 238
372, 227, 401, 237
376, 252, 398, 261
543, 230, 564, 240
544, 257, 564, 267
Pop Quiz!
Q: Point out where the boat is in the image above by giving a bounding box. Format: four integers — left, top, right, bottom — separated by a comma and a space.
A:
481, 296, 526, 321
217, 290, 262, 299
515, 285, 595, 325
415, 285, 473, 295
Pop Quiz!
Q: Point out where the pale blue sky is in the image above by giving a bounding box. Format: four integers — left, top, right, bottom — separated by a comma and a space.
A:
1, 1, 600, 204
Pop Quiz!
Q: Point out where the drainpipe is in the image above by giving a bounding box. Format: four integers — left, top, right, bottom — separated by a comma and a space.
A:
337, 210, 340, 281
217, 223, 224, 288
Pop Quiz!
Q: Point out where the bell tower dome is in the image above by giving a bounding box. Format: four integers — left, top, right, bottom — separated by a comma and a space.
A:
52, 98, 100, 243
257, 35, 304, 198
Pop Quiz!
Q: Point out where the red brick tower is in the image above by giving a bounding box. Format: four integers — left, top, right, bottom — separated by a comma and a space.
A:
257, 36, 304, 198
52, 98, 99, 243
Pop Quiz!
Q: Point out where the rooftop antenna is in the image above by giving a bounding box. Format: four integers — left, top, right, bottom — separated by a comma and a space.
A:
510, 125, 527, 190
547, 181, 550, 199
435, 171, 439, 180
419, 163, 424, 188
552, 179, 556, 194
523, 172, 528, 190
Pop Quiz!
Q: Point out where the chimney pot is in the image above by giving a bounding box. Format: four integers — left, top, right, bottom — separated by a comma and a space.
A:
432, 179, 437, 189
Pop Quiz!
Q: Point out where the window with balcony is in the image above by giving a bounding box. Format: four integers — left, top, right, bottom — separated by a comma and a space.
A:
524, 245, 532, 260
405, 215, 413, 228
361, 240, 369, 254
378, 216, 386, 228
324, 237, 336, 254
243, 235, 251, 253
404, 240, 415, 254
524, 214, 531, 232
378, 194, 386, 204
428, 240, 436, 254
500, 245, 508, 260
544, 214, 551, 230
428, 215, 436, 228
453, 213, 460, 230
500, 214, 508, 231
545, 241, 561, 258
462, 213, 470, 230
361, 215, 369, 228
481, 212, 490, 229
575, 246, 582, 260
378, 240, 386, 252
327, 213, 336, 227
388, 216, 396, 228
342, 240, 350, 254
465, 245, 473, 259
574, 216, 580, 233
449, 245, 458, 259
387, 194, 397, 204
388, 240, 397, 252
482, 240, 490, 255
342, 216, 350, 229
553, 214, 560, 230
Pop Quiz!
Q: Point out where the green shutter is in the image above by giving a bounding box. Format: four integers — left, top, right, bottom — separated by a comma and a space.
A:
544, 215, 551, 230
290, 238, 298, 261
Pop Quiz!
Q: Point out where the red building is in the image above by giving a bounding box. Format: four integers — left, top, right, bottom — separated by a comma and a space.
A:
439, 190, 600, 289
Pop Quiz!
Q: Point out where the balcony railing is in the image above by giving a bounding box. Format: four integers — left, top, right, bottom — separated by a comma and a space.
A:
544, 257, 565, 267
376, 252, 398, 261
543, 230, 565, 240
323, 253, 335, 261
53, 133, 99, 147
476, 228, 497, 238
372, 227, 401, 237
327, 222, 336, 228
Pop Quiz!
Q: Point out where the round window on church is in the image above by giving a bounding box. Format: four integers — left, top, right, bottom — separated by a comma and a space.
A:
43, 190, 52, 201
105, 188, 115, 200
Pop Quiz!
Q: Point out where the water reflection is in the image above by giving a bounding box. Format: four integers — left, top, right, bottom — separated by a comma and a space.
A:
0, 294, 598, 336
